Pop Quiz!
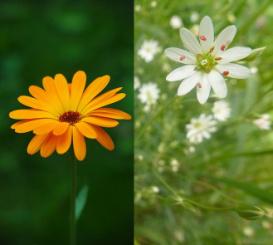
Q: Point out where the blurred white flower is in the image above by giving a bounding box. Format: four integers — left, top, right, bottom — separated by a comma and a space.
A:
227, 13, 236, 23
135, 4, 141, 12
151, 186, 160, 193
150, 0, 157, 8
186, 114, 217, 144
170, 159, 180, 172
185, 145, 196, 155
165, 16, 252, 104
212, 100, 231, 121
190, 12, 199, 23
253, 114, 271, 130
138, 82, 160, 111
174, 230, 185, 242
250, 66, 258, 74
138, 40, 160, 63
134, 76, 141, 90
243, 226, 254, 237
170, 15, 182, 29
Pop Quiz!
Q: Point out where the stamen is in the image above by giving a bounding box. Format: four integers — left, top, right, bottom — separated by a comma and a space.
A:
199, 35, 207, 41
179, 55, 186, 61
223, 71, 229, 77
209, 47, 215, 53
59, 111, 80, 124
215, 57, 222, 61
196, 83, 202, 88
220, 44, 226, 51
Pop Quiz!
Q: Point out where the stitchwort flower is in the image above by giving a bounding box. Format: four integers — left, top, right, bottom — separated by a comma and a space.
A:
165, 16, 252, 104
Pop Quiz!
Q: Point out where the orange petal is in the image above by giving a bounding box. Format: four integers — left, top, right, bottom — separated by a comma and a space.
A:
9, 109, 55, 120
84, 93, 126, 113
93, 126, 114, 151
70, 71, 86, 111
54, 74, 70, 111
56, 126, 72, 154
82, 116, 119, 128
27, 134, 48, 155
13, 119, 56, 133
28, 85, 48, 102
75, 121, 96, 139
42, 76, 64, 114
17, 96, 50, 111
53, 122, 69, 136
72, 126, 86, 161
91, 108, 131, 120
77, 75, 110, 112
33, 121, 58, 135
40, 134, 57, 158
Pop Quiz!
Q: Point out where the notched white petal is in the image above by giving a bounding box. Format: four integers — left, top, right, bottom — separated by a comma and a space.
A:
216, 64, 251, 79
180, 28, 202, 54
177, 72, 200, 96
208, 70, 227, 98
164, 47, 196, 64
218, 47, 252, 64
199, 16, 214, 52
166, 65, 196, 82
196, 75, 211, 104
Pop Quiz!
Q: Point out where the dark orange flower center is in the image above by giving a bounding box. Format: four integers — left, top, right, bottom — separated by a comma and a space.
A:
59, 111, 80, 124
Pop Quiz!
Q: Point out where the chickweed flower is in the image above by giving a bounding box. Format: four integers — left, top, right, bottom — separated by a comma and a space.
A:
212, 100, 231, 121
138, 40, 160, 63
253, 114, 271, 130
138, 82, 160, 111
165, 16, 252, 104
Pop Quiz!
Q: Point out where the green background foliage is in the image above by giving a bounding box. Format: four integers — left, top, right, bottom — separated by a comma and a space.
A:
0, 0, 133, 244
135, 0, 273, 244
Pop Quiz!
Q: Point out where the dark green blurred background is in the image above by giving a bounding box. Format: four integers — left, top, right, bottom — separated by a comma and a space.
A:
0, 0, 133, 244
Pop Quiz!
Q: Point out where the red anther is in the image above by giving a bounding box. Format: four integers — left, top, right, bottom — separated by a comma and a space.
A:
223, 71, 229, 77
200, 35, 207, 41
196, 83, 202, 88
220, 44, 226, 51
179, 55, 186, 61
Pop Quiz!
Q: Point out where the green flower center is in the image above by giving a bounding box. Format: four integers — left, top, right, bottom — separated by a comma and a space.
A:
196, 53, 217, 73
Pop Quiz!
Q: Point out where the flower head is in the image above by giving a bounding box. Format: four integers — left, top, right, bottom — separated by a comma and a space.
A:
212, 100, 231, 121
9, 71, 131, 161
165, 16, 252, 104
170, 16, 183, 29
253, 114, 271, 130
186, 114, 217, 144
138, 40, 160, 63
138, 82, 160, 111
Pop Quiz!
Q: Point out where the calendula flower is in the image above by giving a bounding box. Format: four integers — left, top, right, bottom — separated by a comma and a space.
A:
186, 114, 217, 144
9, 71, 131, 161
165, 16, 252, 104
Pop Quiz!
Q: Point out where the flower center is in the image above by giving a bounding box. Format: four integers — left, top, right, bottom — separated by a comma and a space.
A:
196, 53, 217, 73
59, 111, 81, 124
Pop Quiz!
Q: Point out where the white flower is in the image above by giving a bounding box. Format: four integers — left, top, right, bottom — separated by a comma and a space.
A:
212, 100, 231, 121
253, 114, 271, 130
170, 159, 180, 172
250, 66, 258, 74
150, 0, 157, 8
243, 226, 254, 237
138, 40, 160, 63
135, 4, 141, 12
186, 114, 217, 144
151, 186, 160, 193
165, 16, 252, 104
134, 76, 141, 90
190, 12, 199, 23
138, 82, 160, 111
170, 15, 182, 29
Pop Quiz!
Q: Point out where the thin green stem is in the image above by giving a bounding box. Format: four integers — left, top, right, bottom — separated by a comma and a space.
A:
70, 157, 77, 245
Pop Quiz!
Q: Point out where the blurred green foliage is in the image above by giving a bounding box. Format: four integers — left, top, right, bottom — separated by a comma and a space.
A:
135, 0, 273, 244
0, 0, 133, 244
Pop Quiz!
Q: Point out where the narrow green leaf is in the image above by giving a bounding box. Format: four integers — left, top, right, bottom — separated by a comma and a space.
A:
75, 185, 89, 220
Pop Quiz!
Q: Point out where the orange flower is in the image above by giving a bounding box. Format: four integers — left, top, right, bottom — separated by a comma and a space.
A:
9, 71, 131, 161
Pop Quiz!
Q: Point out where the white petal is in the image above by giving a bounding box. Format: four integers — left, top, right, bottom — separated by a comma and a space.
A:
213, 25, 237, 55
164, 47, 196, 64
199, 16, 214, 52
216, 63, 251, 79
218, 47, 252, 64
166, 65, 196, 82
208, 70, 227, 98
177, 72, 200, 96
196, 74, 211, 104
180, 28, 202, 54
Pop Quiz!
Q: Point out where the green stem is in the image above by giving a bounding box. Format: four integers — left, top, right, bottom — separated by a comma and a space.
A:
70, 157, 77, 245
